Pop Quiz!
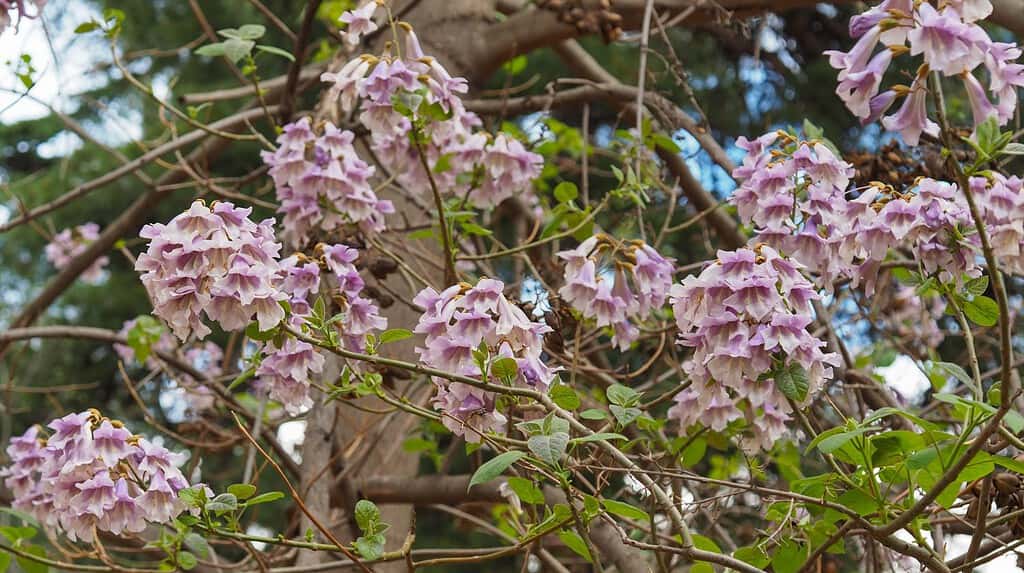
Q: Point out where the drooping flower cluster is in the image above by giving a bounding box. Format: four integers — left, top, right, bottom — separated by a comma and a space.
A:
253, 245, 385, 414
731, 132, 856, 287
969, 173, 1024, 275
0, 0, 44, 34
731, 131, 990, 290
136, 200, 287, 340
45, 222, 109, 284
827, 0, 1024, 143
414, 279, 557, 442
557, 235, 675, 350
1, 410, 192, 542
321, 17, 542, 209
668, 246, 839, 452
261, 117, 394, 244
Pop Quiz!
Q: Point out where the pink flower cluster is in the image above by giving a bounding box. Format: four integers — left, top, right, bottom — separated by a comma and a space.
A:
668, 246, 839, 452
321, 24, 542, 209
827, 0, 1024, 143
45, 222, 108, 284
136, 201, 287, 340
0, 0, 44, 34
731, 131, 995, 291
1, 411, 192, 542
969, 173, 1024, 275
557, 235, 675, 350
414, 279, 557, 442
253, 245, 385, 414
262, 117, 393, 244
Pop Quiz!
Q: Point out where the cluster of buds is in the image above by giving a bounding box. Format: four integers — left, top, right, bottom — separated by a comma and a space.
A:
537, 0, 622, 43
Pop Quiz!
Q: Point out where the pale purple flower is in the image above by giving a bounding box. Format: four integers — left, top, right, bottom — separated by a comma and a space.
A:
339, 1, 378, 47
92, 421, 137, 467
100, 478, 147, 535
136, 471, 182, 524
44, 222, 108, 284
669, 247, 838, 451
882, 77, 940, 146
908, 4, 987, 75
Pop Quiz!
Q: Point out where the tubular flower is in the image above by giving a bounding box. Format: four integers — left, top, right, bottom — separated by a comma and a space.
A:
261, 118, 394, 243
1, 410, 192, 542
668, 246, 840, 453
414, 279, 557, 442
556, 235, 675, 350
828, 0, 1024, 137
320, 26, 541, 210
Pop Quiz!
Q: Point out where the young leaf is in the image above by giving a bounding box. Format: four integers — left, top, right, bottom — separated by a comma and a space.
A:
775, 362, 809, 402
491, 357, 518, 381
246, 491, 285, 506
506, 477, 545, 505
558, 530, 593, 562
468, 451, 525, 489
963, 295, 999, 327
379, 328, 413, 344
227, 483, 257, 500
550, 384, 580, 410
602, 499, 650, 521
354, 500, 381, 533
528, 433, 570, 466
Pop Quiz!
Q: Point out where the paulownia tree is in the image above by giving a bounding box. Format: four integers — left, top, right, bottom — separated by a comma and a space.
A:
3, 0, 1024, 571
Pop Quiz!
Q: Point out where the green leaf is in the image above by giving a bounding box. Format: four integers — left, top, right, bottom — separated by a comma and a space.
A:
1001, 142, 1024, 155
255, 44, 296, 61
931, 361, 977, 392
570, 433, 628, 444
195, 43, 227, 57
606, 384, 639, 406
74, 21, 99, 34
468, 451, 525, 489
353, 533, 386, 560
491, 357, 518, 381
817, 428, 872, 454
994, 455, 1024, 474
223, 38, 256, 63
245, 321, 277, 341
558, 530, 593, 562
803, 119, 824, 140
507, 477, 545, 505
550, 384, 580, 410
206, 493, 238, 513
183, 532, 211, 558
602, 499, 650, 521
16, 545, 47, 573
459, 222, 493, 236
651, 133, 681, 153
965, 275, 989, 296
772, 540, 806, 573
838, 489, 879, 516
0, 526, 35, 543
692, 534, 722, 553
246, 491, 285, 506
236, 24, 266, 40
354, 499, 381, 533
227, 483, 257, 500
0, 551, 9, 573
126, 315, 164, 362
609, 405, 641, 427
579, 408, 606, 420
553, 181, 579, 203
734, 545, 770, 568
178, 551, 198, 571
529, 433, 570, 466
775, 362, 810, 402
379, 328, 413, 345
963, 295, 999, 327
